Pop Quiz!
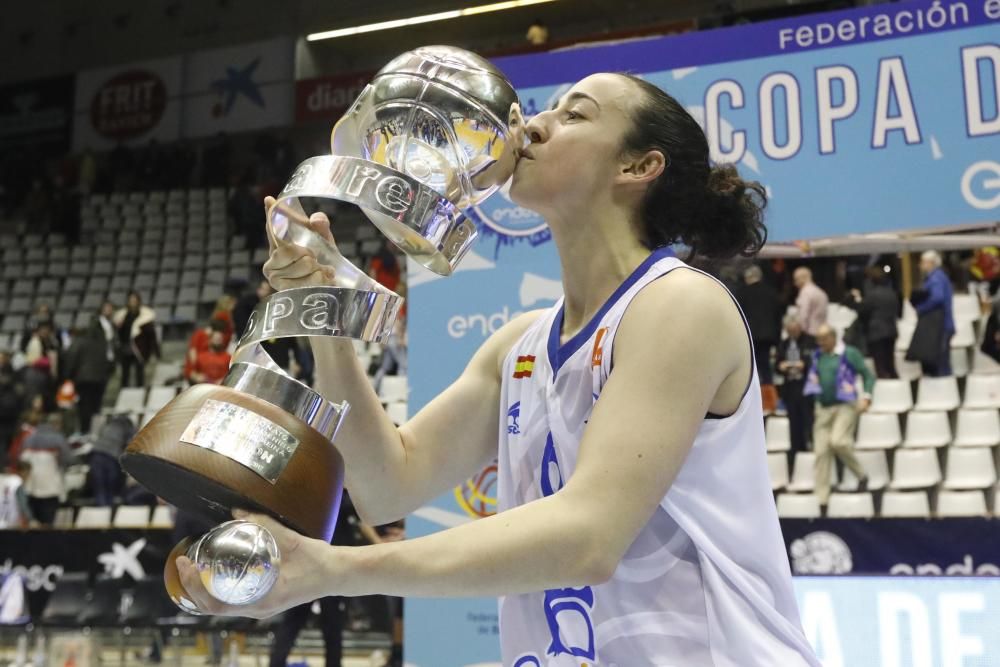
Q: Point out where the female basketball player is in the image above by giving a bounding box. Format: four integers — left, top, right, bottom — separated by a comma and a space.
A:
179, 72, 821, 666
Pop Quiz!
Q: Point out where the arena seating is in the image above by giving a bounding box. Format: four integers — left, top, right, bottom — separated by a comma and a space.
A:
771, 301, 1000, 518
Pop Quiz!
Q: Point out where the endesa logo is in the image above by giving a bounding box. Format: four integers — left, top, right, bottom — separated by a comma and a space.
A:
474, 185, 549, 239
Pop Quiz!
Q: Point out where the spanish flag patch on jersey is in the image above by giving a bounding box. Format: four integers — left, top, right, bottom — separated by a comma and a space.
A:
513, 355, 536, 379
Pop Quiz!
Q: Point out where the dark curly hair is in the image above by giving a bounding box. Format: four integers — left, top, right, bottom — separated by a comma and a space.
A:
618, 74, 767, 259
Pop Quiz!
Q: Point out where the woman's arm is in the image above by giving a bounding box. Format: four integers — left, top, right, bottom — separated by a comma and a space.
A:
310, 310, 540, 526
178, 271, 748, 613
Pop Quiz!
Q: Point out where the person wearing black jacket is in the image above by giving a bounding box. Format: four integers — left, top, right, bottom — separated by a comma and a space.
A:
735, 264, 784, 388
846, 268, 899, 378
775, 315, 817, 454
64, 318, 115, 434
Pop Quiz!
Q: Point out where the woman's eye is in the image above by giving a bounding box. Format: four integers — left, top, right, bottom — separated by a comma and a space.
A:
565, 110, 580, 121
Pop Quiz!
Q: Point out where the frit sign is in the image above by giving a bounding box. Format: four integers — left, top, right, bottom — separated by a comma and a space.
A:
90, 70, 167, 140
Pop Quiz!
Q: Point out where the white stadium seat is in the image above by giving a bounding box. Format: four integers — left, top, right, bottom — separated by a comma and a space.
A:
963, 374, 1000, 409
776, 493, 821, 519
826, 493, 875, 519
895, 320, 915, 352
942, 447, 997, 490
951, 409, 1000, 447
765, 416, 791, 452
75, 507, 113, 529
881, 491, 931, 518
936, 490, 988, 518
950, 348, 970, 377
146, 386, 178, 412
951, 320, 977, 349
902, 411, 951, 448
952, 294, 981, 323
855, 412, 902, 450
113, 387, 146, 414
895, 351, 922, 382
786, 452, 837, 493
869, 379, 913, 414
767, 453, 789, 491
839, 450, 889, 491
890, 448, 942, 489
913, 376, 960, 412
150, 505, 175, 529
113, 506, 151, 528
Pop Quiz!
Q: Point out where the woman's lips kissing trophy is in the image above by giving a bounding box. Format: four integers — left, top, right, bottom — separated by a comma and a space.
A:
118, 45, 523, 612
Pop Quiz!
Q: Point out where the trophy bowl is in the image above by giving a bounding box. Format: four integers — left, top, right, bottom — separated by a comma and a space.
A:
330, 45, 520, 275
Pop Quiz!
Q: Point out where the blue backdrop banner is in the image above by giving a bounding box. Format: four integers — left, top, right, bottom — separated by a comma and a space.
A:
405, 2, 999, 665
782, 518, 1000, 576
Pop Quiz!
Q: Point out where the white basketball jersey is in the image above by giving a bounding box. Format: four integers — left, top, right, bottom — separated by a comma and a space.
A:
497, 249, 819, 667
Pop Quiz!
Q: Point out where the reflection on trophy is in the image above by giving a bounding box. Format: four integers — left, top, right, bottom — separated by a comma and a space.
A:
120, 45, 521, 607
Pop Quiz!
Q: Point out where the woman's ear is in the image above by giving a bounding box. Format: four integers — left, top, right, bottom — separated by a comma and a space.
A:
619, 149, 666, 186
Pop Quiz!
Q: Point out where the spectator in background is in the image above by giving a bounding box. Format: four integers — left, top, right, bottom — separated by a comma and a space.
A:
775, 315, 816, 455
233, 279, 273, 336
0, 461, 34, 529
805, 325, 873, 509
23, 322, 59, 410
6, 395, 45, 469
19, 413, 70, 525
211, 295, 236, 345
97, 300, 118, 363
847, 267, 899, 379
20, 303, 56, 353
185, 319, 229, 379
89, 414, 135, 507
735, 264, 783, 413
912, 250, 955, 377
367, 241, 402, 292
229, 174, 265, 248
0, 352, 24, 468
526, 18, 549, 45
114, 291, 160, 388
186, 331, 231, 385
793, 266, 829, 336
64, 318, 115, 434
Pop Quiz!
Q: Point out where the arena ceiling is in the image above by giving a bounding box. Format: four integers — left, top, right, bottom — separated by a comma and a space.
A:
0, 0, 859, 84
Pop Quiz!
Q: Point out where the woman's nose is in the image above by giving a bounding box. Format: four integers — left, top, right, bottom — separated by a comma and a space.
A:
523, 114, 547, 144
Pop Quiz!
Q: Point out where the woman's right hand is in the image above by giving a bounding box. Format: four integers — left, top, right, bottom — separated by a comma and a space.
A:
261, 195, 338, 291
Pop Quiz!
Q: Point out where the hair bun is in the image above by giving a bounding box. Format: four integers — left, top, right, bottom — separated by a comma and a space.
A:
707, 164, 744, 197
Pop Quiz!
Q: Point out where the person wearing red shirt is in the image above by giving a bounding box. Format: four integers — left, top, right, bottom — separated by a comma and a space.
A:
184, 319, 228, 380
186, 331, 231, 385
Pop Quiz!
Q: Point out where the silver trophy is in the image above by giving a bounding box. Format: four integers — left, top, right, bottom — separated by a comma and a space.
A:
125, 45, 522, 608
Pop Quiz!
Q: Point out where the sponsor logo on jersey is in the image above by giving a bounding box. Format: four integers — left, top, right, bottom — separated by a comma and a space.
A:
507, 402, 521, 435
591, 327, 608, 368
513, 355, 536, 379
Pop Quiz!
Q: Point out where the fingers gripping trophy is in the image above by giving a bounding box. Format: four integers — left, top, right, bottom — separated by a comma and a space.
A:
120, 46, 524, 611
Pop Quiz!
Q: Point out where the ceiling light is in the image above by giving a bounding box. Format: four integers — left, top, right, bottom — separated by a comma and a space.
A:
306, 0, 559, 42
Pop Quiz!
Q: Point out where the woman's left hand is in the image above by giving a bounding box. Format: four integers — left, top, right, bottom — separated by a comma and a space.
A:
176, 510, 337, 618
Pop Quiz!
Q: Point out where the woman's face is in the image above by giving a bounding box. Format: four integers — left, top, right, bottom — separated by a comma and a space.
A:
509, 73, 638, 216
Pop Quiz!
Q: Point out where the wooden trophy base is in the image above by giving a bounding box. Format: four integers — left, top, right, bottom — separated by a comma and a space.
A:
121, 383, 344, 541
